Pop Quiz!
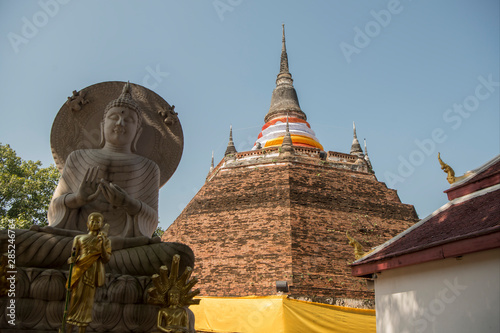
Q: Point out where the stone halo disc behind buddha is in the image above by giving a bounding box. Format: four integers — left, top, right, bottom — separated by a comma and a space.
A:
50, 81, 183, 187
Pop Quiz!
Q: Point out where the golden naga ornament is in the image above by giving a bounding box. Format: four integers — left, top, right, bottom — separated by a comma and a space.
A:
438, 153, 472, 184
148, 254, 200, 333
346, 231, 369, 261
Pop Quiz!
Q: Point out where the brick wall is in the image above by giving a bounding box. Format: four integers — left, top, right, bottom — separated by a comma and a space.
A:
163, 159, 418, 301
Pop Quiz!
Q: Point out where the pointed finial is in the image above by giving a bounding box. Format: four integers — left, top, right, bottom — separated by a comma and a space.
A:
206, 151, 215, 180
282, 24, 286, 52
265, 24, 307, 123
123, 81, 131, 94
437, 152, 474, 185
224, 125, 237, 157
438, 153, 457, 184
364, 138, 373, 171
350, 121, 364, 157
346, 231, 366, 260
279, 24, 290, 75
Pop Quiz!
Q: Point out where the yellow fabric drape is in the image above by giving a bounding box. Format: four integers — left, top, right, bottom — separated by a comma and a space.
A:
191, 296, 375, 333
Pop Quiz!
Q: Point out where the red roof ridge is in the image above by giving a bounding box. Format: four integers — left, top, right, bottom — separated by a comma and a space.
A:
445, 154, 500, 195
352, 182, 500, 265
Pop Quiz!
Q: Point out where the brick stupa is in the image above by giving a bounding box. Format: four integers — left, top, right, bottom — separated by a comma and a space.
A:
163, 25, 418, 306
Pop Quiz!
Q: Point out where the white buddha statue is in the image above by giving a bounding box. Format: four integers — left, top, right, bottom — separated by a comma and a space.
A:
48, 82, 160, 238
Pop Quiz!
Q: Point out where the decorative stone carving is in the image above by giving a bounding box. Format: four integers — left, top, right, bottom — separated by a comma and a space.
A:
30, 269, 66, 301
107, 275, 143, 304
66, 90, 89, 112
123, 304, 158, 332
47, 301, 65, 330
89, 302, 123, 331
158, 104, 178, 126
16, 298, 46, 330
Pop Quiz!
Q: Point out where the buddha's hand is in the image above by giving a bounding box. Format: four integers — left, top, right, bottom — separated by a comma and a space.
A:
96, 233, 111, 262
100, 181, 141, 215
65, 167, 101, 208
96, 234, 106, 251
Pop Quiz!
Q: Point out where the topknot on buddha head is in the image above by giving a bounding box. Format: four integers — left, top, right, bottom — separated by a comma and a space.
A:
103, 82, 143, 128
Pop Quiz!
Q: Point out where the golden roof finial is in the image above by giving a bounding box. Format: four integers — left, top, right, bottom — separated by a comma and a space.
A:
346, 231, 366, 260
438, 152, 456, 184
438, 153, 472, 185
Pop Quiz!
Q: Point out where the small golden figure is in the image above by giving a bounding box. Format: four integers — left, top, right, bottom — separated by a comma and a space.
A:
148, 254, 200, 333
60, 212, 111, 333
438, 153, 471, 184
346, 231, 366, 260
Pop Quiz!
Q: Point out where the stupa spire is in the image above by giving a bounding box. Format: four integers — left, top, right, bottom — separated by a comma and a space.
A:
224, 125, 237, 157
350, 122, 364, 157
253, 25, 323, 151
264, 24, 306, 123
279, 23, 289, 75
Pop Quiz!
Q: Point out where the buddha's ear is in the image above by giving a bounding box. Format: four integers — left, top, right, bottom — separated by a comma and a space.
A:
99, 122, 105, 148
131, 126, 143, 153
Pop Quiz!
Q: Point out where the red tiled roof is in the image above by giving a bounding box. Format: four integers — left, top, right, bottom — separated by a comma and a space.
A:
351, 155, 500, 276
354, 187, 500, 266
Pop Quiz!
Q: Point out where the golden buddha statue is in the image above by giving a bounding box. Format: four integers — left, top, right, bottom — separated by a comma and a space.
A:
148, 254, 200, 333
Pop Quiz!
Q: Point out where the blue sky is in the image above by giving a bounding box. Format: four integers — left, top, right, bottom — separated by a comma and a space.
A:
1, 0, 498, 229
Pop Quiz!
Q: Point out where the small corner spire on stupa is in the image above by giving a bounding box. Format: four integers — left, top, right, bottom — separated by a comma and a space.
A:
350, 122, 364, 157
364, 138, 373, 171
210, 151, 215, 172
206, 150, 215, 181
281, 115, 294, 154
224, 125, 237, 157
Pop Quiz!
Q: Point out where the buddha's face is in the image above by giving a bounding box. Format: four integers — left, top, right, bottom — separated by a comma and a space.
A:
168, 289, 181, 306
103, 106, 139, 148
87, 214, 103, 231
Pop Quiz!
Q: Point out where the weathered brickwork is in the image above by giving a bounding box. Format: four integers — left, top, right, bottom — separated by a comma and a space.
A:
163, 154, 418, 302
287, 164, 417, 300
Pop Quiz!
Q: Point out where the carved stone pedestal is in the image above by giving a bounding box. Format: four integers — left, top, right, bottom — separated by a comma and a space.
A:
0, 228, 195, 333
0, 267, 164, 332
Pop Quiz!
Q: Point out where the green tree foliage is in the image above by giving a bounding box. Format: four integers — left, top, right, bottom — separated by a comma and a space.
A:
153, 226, 165, 238
0, 143, 60, 229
